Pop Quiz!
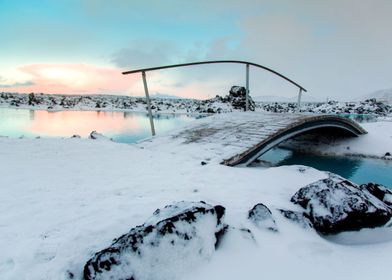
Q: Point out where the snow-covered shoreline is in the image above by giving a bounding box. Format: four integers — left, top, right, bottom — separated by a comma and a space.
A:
1, 89, 391, 117
1, 112, 392, 279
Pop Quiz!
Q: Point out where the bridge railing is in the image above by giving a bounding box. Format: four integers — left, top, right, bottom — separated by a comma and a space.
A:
122, 60, 307, 136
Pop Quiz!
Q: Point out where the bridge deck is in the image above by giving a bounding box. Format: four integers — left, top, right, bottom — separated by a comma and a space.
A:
141, 112, 366, 166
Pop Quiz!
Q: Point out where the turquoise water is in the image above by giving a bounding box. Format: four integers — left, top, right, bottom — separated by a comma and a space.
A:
260, 148, 392, 187
0, 108, 199, 143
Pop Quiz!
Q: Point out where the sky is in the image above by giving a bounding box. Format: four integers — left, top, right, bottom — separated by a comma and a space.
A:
0, 0, 391, 100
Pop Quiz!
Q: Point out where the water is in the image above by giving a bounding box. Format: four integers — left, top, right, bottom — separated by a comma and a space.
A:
0, 108, 199, 143
260, 148, 392, 187
1, 108, 391, 186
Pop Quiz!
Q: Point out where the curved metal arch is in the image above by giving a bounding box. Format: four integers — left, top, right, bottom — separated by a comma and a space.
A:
122, 60, 307, 92
222, 115, 367, 166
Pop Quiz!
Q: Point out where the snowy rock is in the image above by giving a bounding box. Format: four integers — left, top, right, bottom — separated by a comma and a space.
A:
83, 201, 226, 280
248, 203, 278, 232
278, 209, 312, 228
88, 131, 111, 141
1, 90, 391, 117
291, 173, 392, 235
383, 152, 392, 160
228, 86, 255, 111
360, 183, 392, 208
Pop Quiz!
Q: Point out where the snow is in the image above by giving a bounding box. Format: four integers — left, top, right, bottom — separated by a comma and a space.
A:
1, 91, 391, 116
83, 201, 224, 280
1, 113, 392, 279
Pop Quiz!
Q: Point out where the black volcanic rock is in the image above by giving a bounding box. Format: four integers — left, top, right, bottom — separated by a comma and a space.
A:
83, 201, 226, 280
360, 183, 392, 208
248, 203, 278, 232
228, 86, 255, 111
291, 173, 392, 235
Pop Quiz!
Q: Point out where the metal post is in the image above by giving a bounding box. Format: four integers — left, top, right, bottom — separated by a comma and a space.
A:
141, 71, 156, 136
297, 88, 303, 113
245, 64, 250, 111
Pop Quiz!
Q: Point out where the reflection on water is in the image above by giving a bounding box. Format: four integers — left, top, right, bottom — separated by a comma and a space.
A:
0, 108, 198, 143
259, 148, 392, 187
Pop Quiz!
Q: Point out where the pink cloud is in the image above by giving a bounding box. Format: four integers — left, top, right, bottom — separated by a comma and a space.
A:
0, 64, 140, 95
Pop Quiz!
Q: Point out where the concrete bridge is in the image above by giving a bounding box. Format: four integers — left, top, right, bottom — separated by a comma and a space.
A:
169, 112, 367, 166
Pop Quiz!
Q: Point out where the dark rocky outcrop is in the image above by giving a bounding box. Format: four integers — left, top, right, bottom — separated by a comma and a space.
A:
291, 173, 392, 235
248, 203, 278, 232
196, 86, 256, 113
83, 201, 226, 280
360, 183, 392, 208
227, 86, 256, 111
383, 152, 392, 160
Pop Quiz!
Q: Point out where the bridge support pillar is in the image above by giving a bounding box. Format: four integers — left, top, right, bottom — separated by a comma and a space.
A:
245, 64, 249, 111
142, 71, 156, 136
297, 88, 302, 113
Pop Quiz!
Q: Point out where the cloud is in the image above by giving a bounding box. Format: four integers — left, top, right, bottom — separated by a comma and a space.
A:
232, 0, 392, 99
111, 40, 179, 69
4, 1, 392, 100
0, 64, 139, 95
0, 79, 34, 88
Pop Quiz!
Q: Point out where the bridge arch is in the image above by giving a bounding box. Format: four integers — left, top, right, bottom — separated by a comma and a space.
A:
222, 115, 367, 166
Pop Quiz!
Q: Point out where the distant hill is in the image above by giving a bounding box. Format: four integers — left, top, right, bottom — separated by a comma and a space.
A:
360, 88, 392, 103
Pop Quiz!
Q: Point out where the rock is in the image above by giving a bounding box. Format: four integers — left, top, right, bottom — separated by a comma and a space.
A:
200, 161, 207, 166
291, 173, 392, 234
248, 203, 278, 232
88, 131, 111, 141
228, 86, 256, 111
383, 152, 392, 160
83, 201, 226, 280
360, 183, 392, 208
278, 209, 312, 228
71, 135, 81, 139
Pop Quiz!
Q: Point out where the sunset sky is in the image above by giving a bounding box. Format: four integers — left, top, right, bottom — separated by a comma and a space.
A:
1, 0, 391, 100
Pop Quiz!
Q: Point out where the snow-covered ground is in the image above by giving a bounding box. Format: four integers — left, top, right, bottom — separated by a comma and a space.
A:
1, 90, 391, 116
1, 113, 392, 280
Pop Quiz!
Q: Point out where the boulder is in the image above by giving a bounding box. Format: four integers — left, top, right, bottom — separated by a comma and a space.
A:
228, 86, 255, 111
248, 203, 278, 232
383, 152, 392, 160
83, 201, 226, 280
360, 183, 392, 208
291, 173, 392, 234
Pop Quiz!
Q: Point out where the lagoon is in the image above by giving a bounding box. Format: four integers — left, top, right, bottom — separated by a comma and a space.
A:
1, 107, 391, 187
259, 147, 392, 187
0, 108, 198, 143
